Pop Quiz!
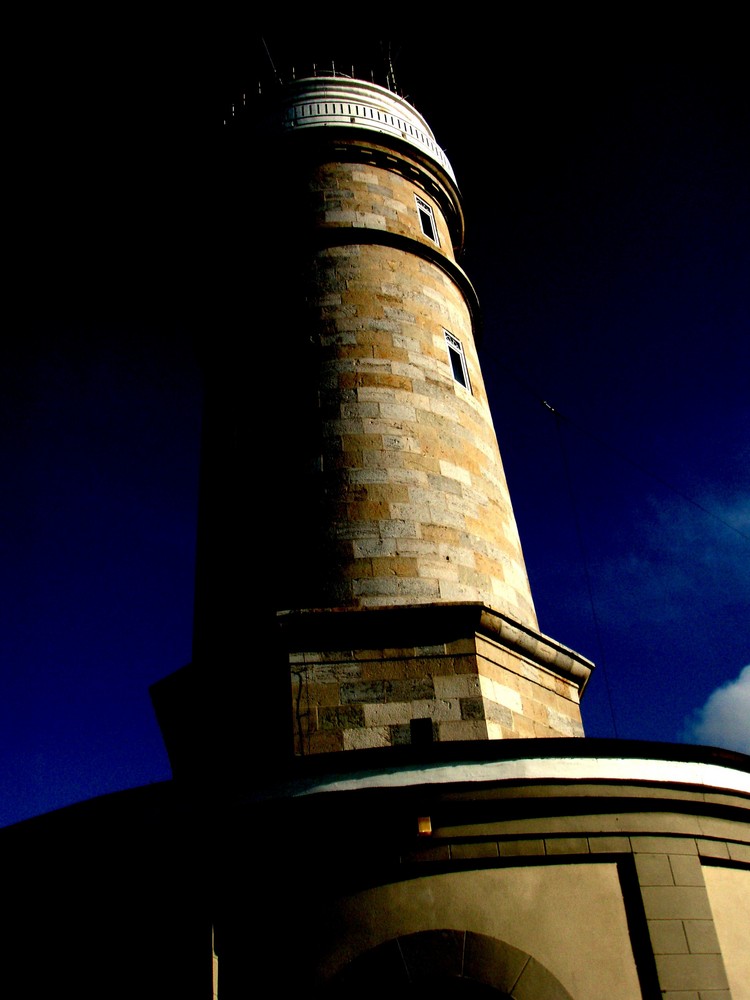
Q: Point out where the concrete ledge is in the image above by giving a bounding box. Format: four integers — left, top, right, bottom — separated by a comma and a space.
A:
277, 601, 594, 693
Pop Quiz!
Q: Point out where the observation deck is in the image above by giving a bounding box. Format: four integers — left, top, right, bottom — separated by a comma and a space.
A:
268, 76, 457, 184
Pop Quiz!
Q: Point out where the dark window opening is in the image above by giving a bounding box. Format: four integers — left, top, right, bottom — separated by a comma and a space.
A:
444, 330, 471, 391
410, 717, 434, 745
415, 195, 439, 244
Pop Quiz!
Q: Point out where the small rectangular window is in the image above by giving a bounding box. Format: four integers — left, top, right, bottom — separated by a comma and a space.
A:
444, 330, 471, 391
415, 195, 439, 244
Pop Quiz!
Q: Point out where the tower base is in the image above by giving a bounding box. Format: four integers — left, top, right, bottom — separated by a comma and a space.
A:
280, 603, 593, 754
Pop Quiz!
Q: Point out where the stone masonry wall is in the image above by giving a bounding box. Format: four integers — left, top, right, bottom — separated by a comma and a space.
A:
290, 629, 584, 755
307, 160, 457, 257
295, 234, 537, 627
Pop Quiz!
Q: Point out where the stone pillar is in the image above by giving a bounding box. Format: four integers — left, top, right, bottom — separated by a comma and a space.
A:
633, 835, 733, 997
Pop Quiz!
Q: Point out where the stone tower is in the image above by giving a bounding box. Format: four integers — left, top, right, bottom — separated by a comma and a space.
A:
196, 72, 592, 760
9, 67, 747, 1000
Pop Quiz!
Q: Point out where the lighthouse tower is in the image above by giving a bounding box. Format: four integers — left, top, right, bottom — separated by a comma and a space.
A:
8, 67, 746, 1000
183, 72, 592, 768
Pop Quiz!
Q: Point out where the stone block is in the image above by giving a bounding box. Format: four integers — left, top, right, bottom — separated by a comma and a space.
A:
642, 886, 713, 920
340, 680, 385, 704
485, 722, 517, 739
684, 920, 721, 954
411, 698, 462, 721
404, 656, 458, 679
696, 839, 730, 860
648, 919, 689, 954
544, 837, 589, 855
307, 731, 343, 753
727, 841, 750, 863
512, 716, 536, 738
460, 697, 485, 720
636, 853, 675, 885
343, 726, 390, 750
361, 660, 404, 681
483, 700, 513, 728
400, 929, 464, 981
414, 643, 456, 663
519, 697, 547, 726
588, 836, 631, 853
389, 723, 412, 745
307, 663, 362, 683
463, 933, 528, 994
478, 674, 523, 713
434, 674, 482, 699
401, 843, 451, 863
304, 683, 342, 708
631, 835, 698, 855
450, 842, 499, 860
386, 678, 434, 701
497, 839, 546, 857
438, 719, 488, 741
352, 537, 396, 558
319, 705, 365, 730
670, 854, 706, 886
654, 953, 729, 991
363, 702, 412, 727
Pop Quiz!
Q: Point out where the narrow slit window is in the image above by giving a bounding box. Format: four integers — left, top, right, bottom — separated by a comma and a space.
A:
444, 330, 471, 391
415, 195, 439, 244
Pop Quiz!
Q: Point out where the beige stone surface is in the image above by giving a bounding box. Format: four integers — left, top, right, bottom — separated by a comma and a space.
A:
319, 865, 642, 1000
588, 835, 632, 853
654, 953, 729, 992
703, 865, 750, 1000
636, 853, 675, 885
683, 920, 721, 954
641, 886, 714, 920
649, 919, 689, 954
670, 853, 707, 886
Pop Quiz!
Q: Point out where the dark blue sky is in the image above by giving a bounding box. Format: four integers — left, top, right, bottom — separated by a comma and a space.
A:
3, 30, 748, 827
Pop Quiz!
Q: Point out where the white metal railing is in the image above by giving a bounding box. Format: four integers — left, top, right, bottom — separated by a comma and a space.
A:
276, 84, 456, 183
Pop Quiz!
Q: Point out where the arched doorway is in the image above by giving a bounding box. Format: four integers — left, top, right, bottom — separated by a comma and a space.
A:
328, 929, 575, 1000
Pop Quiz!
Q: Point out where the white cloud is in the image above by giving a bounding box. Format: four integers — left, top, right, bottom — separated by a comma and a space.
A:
686, 665, 750, 754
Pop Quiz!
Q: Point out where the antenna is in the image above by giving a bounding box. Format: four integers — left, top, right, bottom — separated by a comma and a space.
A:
261, 35, 281, 84
386, 41, 397, 93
